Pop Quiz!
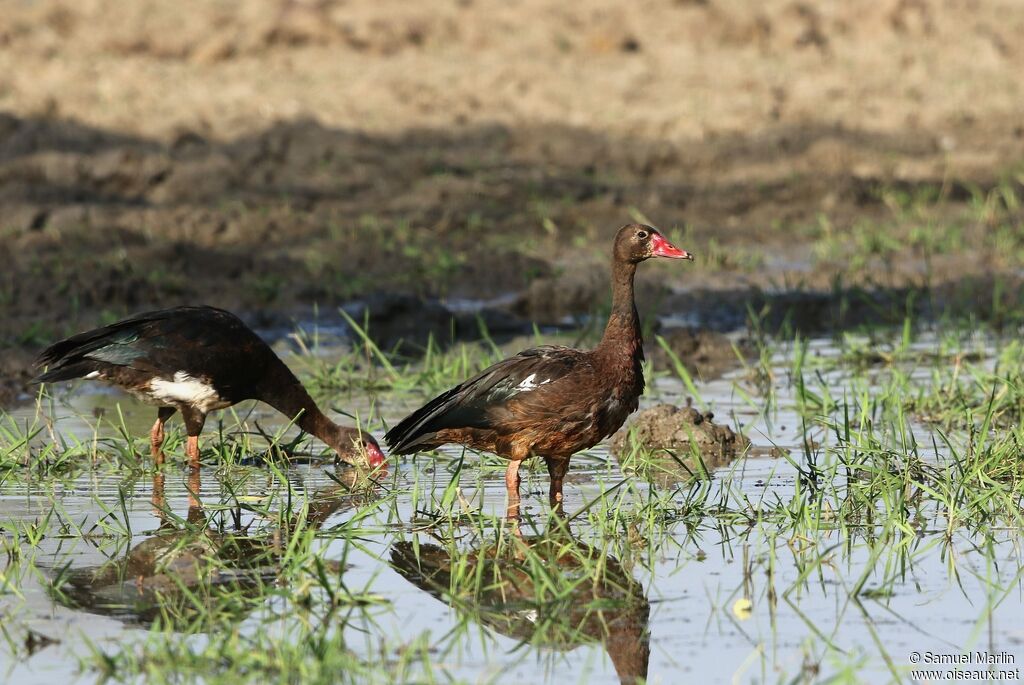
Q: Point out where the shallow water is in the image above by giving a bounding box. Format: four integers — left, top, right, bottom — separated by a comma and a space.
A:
1, 334, 1022, 684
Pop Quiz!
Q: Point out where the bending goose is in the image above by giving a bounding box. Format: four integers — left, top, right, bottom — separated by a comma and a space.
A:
33, 305, 385, 469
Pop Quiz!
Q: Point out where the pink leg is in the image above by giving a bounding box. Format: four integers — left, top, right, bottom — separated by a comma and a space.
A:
149, 420, 165, 466
505, 460, 523, 518
149, 407, 175, 467
185, 435, 201, 470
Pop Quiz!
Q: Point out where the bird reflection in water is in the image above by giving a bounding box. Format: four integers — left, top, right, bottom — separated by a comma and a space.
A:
389, 520, 650, 685
49, 466, 380, 627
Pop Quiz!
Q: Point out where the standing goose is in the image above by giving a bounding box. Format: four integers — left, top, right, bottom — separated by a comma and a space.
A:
33, 306, 385, 469
384, 224, 692, 506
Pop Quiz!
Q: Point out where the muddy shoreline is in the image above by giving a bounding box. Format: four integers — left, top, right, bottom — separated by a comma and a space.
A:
1, 112, 1021, 407
2, 0, 1023, 406
6, 264, 1024, 409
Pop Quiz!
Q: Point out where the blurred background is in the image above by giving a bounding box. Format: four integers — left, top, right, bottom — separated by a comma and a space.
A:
1, 0, 1022, 401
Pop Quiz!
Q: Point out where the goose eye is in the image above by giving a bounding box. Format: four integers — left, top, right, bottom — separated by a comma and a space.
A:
637, 230, 648, 239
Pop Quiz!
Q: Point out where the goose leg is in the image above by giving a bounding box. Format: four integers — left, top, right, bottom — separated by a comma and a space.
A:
149, 407, 176, 467
185, 436, 200, 468
504, 459, 523, 518
179, 407, 207, 512
504, 459, 522, 492
546, 457, 570, 510
179, 408, 207, 471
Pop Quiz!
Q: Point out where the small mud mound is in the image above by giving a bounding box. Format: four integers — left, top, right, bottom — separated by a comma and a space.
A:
611, 404, 750, 482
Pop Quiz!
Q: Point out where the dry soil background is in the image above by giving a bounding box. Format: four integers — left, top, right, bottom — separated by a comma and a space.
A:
1, 0, 1023, 401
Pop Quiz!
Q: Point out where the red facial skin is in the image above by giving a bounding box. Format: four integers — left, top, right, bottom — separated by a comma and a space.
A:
364, 440, 387, 468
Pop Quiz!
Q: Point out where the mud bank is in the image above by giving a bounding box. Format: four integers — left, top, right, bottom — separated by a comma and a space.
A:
2, 1, 1024, 405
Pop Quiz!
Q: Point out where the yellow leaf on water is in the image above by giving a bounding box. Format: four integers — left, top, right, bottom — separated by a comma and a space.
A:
732, 598, 753, 620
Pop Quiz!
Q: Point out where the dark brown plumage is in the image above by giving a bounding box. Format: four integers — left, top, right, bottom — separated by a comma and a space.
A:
385, 224, 693, 506
32, 306, 385, 469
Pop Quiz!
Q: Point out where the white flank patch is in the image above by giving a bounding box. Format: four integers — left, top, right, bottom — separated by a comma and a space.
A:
84, 371, 101, 379
515, 373, 551, 392
148, 372, 230, 413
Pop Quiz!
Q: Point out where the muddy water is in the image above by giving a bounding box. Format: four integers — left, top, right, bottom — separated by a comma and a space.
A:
1, 337, 1022, 684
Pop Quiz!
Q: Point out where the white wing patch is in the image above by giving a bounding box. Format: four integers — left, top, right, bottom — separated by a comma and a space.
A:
148, 372, 230, 413
84, 371, 102, 379
515, 373, 552, 392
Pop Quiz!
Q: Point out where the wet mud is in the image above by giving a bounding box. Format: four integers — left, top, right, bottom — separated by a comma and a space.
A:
649, 327, 753, 382
610, 403, 750, 485
1, 106, 1021, 406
